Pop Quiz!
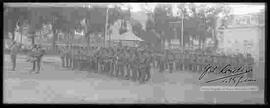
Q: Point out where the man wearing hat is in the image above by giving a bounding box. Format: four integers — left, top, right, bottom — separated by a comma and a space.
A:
167, 51, 175, 73
30, 44, 45, 73
142, 50, 152, 82
66, 45, 72, 68
9, 41, 20, 71
60, 45, 67, 68
158, 53, 165, 73
138, 50, 146, 83
130, 50, 139, 81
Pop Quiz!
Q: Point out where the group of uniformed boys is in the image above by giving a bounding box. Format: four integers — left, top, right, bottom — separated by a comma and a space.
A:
155, 50, 255, 78
59, 45, 153, 83
8, 40, 45, 73
58, 45, 255, 83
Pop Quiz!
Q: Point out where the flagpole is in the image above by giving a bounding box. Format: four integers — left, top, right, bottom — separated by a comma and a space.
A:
105, 8, 109, 47
181, 11, 184, 48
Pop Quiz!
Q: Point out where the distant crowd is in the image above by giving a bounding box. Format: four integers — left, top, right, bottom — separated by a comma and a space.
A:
58, 44, 255, 83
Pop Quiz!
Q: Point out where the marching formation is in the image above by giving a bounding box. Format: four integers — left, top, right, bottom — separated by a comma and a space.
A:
58, 45, 255, 83
59, 45, 153, 83
7, 39, 255, 83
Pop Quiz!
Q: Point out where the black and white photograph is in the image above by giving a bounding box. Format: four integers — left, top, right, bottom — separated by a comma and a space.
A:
3, 3, 265, 104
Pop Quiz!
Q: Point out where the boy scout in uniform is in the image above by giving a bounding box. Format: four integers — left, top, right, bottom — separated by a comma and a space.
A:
179, 53, 184, 71
86, 47, 92, 72
109, 48, 116, 76
131, 51, 139, 81
30, 44, 45, 73
125, 50, 132, 80
200, 54, 206, 72
79, 47, 86, 71
168, 51, 174, 73
159, 54, 165, 73
72, 47, 79, 70
219, 54, 224, 71
194, 53, 200, 72
175, 53, 180, 71
100, 48, 106, 73
96, 48, 102, 73
143, 51, 152, 82
65, 46, 69, 68
67, 46, 73, 68
108, 48, 116, 76
200, 54, 207, 72
64, 46, 69, 68
184, 53, 189, 71
190, 54, 195, 72
196, 54, 203, 72
231, 55, 237, 70
246, 54, 254, 78
116, 50, 125, 78
188, 53, 193, 72
60, 46, 66, 68
93, 48, 100, 73
138, 50, 146, 83
105, 49, 112, 74
70, 46, 75, 70
212, 55, 219, 74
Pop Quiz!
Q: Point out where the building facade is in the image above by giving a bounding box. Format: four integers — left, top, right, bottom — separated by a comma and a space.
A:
216, 11, 265, 61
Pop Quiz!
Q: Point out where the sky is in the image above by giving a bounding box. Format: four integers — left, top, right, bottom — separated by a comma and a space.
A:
126, 3, 265, 15
229, 4, 265, 15
6, 3, 265, 15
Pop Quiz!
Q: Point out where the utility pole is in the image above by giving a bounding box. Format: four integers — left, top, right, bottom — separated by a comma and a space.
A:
105, 4, 115, 47
105, 8, 109, 47
181, 11, 184, 47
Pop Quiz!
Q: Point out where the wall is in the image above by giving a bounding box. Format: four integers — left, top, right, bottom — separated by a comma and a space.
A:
216, 13, 265, 61
218, 26, 260, 59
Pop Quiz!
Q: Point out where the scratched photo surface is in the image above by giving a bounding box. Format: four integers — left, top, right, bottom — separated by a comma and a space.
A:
3, 3, 265, 104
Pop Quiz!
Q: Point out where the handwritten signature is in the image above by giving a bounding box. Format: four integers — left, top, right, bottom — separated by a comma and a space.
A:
199, 64, 256, 86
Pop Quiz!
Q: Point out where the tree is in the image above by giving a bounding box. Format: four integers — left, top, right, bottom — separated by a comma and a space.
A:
153, 4, 174, 41
131, 19, 144, 37
27, 7, 84, 47
174, 3, 232, 48
4, 6, 30, 40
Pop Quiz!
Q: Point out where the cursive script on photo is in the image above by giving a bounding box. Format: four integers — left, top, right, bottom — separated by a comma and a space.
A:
198, 64, 256, 86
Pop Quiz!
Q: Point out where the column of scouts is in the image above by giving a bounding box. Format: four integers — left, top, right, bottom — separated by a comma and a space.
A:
58, 44, 255, 84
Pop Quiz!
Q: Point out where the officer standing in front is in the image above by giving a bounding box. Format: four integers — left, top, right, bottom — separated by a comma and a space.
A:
167, 51, 174, 73
31, 44, 45, 73
9, 41, 20, 71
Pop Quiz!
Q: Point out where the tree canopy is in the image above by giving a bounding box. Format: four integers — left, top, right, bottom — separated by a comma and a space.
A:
4, 3, 233, 49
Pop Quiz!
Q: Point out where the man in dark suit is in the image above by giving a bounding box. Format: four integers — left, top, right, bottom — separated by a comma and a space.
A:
30, 44, 45, 73
9, 41, 20, 71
